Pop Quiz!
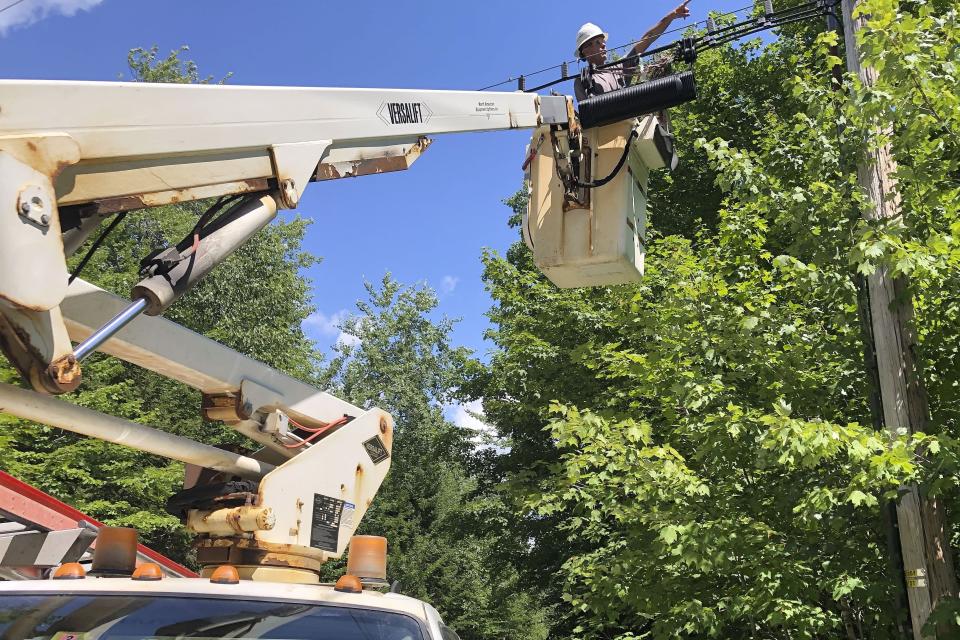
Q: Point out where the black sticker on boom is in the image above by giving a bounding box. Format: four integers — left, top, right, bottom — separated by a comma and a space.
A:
310, 494, 345, 552
363, 435, 390, 464
378, 101, 433, 125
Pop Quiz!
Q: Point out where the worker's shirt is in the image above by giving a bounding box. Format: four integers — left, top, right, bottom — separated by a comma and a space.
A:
574, 61, 641, 102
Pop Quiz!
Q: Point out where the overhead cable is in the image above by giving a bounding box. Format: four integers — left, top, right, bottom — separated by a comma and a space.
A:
480, 0, 838, 94
477, 2, 756, 91
0, 0, 29, 15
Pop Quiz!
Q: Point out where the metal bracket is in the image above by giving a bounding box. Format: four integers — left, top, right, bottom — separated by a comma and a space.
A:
201, 379, 281, 423
905, 568, 928, 589
0, 136, 82, 393
538, 96, 570, 125
240, 378, 281, 418
261, 410, 290, 436
0, 303, 78, 393
17, 184, 51, 228
269, 141, 331, 209
0, 138, 79, 311
678, 37, 698, 64
314, 138, 431, 181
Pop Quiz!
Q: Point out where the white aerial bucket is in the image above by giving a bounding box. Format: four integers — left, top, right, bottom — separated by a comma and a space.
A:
524, 115, 674, 288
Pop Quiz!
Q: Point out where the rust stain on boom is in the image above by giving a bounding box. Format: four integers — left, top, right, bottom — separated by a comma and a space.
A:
59, 178, 272, 217
314, 138, 431, 181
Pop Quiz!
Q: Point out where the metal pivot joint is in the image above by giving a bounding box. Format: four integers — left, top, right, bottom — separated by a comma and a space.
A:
17, 185, 50, 228
45, 296, 149, 391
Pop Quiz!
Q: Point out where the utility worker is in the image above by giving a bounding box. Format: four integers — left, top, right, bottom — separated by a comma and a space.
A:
573, 0, 693, 102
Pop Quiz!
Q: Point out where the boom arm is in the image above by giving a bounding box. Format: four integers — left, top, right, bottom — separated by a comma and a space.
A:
0, 81, 567, 393
0, 80, 576, 581
0, 77, 677, 581
0, 82, 545, 210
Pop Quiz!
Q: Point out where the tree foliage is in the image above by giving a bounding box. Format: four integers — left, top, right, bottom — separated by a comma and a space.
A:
471, 1, 960, 637
322, 276, 550, 640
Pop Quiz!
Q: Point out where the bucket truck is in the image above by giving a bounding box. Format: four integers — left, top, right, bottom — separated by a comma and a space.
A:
0, 72, 689, 639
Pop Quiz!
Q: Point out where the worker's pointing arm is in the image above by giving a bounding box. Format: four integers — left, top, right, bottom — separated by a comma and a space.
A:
630, 0, 692, 59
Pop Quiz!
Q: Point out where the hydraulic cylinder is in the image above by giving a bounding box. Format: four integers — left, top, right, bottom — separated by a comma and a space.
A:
133, 193, 278, 316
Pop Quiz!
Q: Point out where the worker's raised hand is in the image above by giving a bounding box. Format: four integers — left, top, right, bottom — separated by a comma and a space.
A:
671, 0, 692, 19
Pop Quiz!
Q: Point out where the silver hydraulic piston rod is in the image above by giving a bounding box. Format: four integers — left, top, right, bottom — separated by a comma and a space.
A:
71, 297, 148, 362
0, 382, 273, 479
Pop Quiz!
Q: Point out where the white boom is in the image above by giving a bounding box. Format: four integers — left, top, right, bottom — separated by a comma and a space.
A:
0, 79, 572, 582
0, 77, 675, 581
0, 81, 558, 393
0, 81, 542, 209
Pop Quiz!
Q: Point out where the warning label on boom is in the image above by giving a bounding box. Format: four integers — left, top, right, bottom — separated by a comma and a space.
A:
310, 494, 345, 552
363, 435, 390, 464
476, 100, 501, 114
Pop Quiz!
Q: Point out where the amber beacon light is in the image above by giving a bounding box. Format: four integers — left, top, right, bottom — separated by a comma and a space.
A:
52, 562, 86, 580
91, 527, 138, 576
334, 574, 363, 593
209, 564, 241, 585
132, 562, 164, 581
346, 535, 388, 586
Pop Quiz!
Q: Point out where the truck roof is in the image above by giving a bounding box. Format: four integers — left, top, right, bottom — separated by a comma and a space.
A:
0, 576, 432, 621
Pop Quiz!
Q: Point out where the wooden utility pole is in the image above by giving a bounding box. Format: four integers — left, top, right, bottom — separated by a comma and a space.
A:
840, 1, 959, 637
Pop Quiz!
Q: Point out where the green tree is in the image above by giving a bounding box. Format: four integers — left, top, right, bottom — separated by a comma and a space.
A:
471, 1, 960, 637
323, 275, 550, 640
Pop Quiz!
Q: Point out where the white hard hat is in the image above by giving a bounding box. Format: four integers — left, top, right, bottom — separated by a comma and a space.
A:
574, 22, 607, 59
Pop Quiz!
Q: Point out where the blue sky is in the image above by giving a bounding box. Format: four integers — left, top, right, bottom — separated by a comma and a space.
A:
0, 0, 747, 383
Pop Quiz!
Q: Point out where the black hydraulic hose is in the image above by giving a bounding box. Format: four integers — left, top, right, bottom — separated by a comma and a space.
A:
186, 194, 244, 247
68, 211, 128, 285
567, 130, 639, 189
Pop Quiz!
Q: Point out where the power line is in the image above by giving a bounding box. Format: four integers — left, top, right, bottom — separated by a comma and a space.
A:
0, 0, 29, 14
478, 3, 757, 91
491, 0, 835, 94
606, 2, 756, 56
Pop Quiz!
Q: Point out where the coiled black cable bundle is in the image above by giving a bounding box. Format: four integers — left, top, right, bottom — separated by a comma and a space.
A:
578, 71, 698, 130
